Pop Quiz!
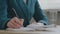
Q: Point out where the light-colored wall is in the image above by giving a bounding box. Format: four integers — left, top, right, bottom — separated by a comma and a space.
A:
38, 0, 60, 9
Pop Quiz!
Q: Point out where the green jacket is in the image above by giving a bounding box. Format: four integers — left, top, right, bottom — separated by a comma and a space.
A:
0, 0, 48, 29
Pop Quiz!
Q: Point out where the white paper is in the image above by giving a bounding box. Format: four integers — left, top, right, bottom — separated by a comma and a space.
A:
7, 23, 56, 31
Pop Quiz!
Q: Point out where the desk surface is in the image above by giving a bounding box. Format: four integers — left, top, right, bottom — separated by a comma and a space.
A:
0, 25, 60, 34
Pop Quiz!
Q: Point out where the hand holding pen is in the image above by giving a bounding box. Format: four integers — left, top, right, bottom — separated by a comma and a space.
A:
7, 8, 24, 29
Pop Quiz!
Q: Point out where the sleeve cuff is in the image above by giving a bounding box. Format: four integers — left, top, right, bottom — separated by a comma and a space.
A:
2, 18, 11, 30
38, 20, 48, 25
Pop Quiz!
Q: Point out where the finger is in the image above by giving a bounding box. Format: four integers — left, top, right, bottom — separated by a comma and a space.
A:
12, 20, 21, 28
19, 19, 24, 26
19, 19, 24, 23
7, 22, 12, 28
8, 20, 19, 29
19, 19, 24, 22
9, 22, 19, 29
7, 22, 16, 28
14, 17, 21, 25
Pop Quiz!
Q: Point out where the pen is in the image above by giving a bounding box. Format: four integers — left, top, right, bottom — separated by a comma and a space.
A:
12, 8, 24, 26
12, 8, 18, 17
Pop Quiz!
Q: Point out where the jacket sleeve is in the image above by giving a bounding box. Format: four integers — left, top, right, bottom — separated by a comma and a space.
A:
9, 0, 23, 18
33, 0, 48, 25
9, 0, 22, 13
0, 0, 10, 29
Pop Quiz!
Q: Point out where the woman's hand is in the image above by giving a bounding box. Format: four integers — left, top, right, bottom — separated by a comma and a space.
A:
7, 17, 24, 29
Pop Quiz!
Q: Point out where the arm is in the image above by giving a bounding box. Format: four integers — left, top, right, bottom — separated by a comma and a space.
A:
33, 0, 48, 25
9, 0, 22, 15
9, 0, 24, 18
0, 0, 10, 29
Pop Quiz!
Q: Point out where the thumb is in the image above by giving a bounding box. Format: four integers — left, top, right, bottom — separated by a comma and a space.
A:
19, 19, 24, 26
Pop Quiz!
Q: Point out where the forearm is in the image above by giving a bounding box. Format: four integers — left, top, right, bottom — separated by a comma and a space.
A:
33, 0, 48, 25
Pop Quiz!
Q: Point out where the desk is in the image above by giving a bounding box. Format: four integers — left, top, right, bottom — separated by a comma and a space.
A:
0, 25, 60, 34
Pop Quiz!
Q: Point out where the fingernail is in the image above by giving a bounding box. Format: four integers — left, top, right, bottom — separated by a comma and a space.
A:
20, 19, 24, 21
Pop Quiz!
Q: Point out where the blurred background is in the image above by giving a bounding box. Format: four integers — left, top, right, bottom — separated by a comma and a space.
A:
31, 0, 60, 25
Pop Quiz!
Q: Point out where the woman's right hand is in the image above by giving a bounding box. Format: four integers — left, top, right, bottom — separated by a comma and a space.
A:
7, 17, 24, 29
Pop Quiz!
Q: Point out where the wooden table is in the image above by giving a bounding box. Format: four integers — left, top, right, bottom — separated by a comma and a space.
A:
0, 25, 60, 34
